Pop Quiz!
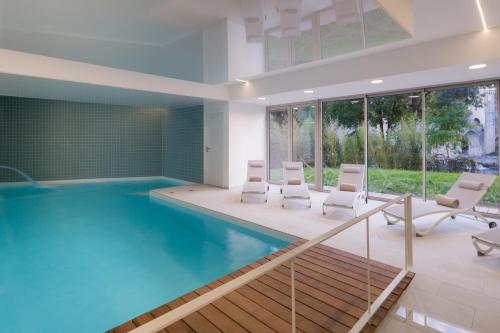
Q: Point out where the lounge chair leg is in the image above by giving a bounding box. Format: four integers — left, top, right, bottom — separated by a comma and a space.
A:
308, 199, 311, 208
383, 212, 400, 225
322, 205, 326, 216
473, 239, 495, 256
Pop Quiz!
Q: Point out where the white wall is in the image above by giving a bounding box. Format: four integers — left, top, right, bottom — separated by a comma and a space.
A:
202, 19, 267, 188
227, 102, 266, 188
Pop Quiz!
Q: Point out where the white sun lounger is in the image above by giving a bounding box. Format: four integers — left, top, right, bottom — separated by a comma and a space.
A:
323, 164, 366, 216
383, 172, 497, 237
241, 160, 268, 203
281, 161, 311, 208
472, 228, 500, 256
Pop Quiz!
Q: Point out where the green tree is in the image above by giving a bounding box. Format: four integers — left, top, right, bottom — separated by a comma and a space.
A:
368, 95, 421, 140
322, 99, 363, 131
426, 98, 474, 159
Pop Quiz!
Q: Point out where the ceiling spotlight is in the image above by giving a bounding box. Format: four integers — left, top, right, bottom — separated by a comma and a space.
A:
304, 90, 314, 94
371, 79, 383, 84
235, 78, 249, 84
469, 64, 487, 70
258, 97, 266, 100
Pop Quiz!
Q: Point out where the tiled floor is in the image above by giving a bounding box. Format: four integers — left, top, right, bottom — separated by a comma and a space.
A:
151, 184, 500, 333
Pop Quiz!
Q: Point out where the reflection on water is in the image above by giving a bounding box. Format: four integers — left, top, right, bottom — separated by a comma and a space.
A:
395, 305, 473, 333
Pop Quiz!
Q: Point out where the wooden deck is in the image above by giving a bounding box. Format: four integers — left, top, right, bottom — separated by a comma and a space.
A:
108, 240, 414, 333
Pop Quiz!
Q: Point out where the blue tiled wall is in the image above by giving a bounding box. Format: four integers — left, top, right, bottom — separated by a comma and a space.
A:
163, 105, 204, 183
0, 96, 204, 183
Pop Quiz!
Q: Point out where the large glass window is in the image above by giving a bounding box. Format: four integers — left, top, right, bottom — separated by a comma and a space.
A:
291, 20, 314, 65
322, 98, 365, 189
368, 92, 422, 197
268, 109, 289, 183
266, 30, 289, 71
426, 84, 499, 207
292, 105, 316, 184
319, 7, 363, 58
267, 81, 499, 215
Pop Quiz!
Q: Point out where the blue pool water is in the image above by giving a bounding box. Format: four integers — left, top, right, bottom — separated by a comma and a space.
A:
0, 180, 291, 332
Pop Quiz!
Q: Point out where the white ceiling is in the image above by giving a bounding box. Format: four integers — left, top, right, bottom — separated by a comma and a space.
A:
2, 0, 500, 109
0, 0, 241, 46
1, 0, 499, 47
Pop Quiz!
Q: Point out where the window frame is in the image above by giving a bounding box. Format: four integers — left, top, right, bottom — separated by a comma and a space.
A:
266, 79, 500, 214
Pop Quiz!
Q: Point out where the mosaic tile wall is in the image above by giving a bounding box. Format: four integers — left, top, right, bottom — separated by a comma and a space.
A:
0, 96, 204, 183
163, 105, 204, 183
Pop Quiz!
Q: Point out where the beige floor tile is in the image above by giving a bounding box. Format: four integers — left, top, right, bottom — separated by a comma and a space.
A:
152, 184, 500, 333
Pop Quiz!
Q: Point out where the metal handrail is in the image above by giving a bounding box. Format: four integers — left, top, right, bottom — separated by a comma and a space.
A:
130, 193, 413, 333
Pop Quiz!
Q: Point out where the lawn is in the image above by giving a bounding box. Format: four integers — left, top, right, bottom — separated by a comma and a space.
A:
272, 167, 499, 205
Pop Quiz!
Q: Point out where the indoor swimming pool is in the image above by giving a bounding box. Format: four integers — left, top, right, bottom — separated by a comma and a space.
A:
0, 179, 291, 332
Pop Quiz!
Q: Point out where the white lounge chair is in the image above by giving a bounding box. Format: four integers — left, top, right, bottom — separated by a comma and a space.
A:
281, 161, 311, 208
472, 228, 500, 256
241, 160, 268, 203
323, 164, 366, 216
383, 172, 498, 237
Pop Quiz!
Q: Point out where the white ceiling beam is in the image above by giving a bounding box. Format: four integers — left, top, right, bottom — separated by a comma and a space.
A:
228, 26, 500, 100
0, 49, 229, 101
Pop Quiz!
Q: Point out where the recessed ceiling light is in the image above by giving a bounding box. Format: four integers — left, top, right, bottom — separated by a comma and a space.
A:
469, 64, 487, 70
304, 90, 314, 94
476, 0, 488, 31
257, 97, 266, 100
371, 79, 383, 84
236, 78, 248, 83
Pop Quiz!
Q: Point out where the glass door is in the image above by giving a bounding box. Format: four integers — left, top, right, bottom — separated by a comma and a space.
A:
425, 83, 499, 208
292, 104, 317, 186
268, 108, 290, 183
367, 92, 423, 197
322, 97, 365, 191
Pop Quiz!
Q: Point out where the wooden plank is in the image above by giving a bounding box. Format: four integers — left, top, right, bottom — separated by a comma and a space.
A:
110, 241, 414, 333
182, 291, 249, 333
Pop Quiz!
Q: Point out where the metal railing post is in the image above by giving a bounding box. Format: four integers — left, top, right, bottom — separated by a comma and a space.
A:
404, 195, 413, 269
366, 217, 371, 315
290, 259, 296, 333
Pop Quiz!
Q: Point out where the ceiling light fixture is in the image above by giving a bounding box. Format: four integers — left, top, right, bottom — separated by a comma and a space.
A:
409, 95, 420, 99
304, 90, 314, 94
476, 0, 488, 31
351, 100, 360, 104
235, 78, 249, 84
258, 97, 266, 100
469, 63, 487, 70
371, 79, 383, 84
